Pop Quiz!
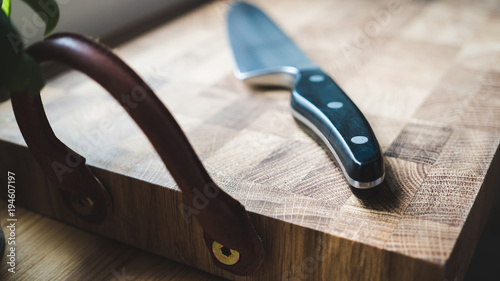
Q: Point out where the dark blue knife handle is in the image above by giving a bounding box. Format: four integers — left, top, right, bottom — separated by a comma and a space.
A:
291, 69, 384, 189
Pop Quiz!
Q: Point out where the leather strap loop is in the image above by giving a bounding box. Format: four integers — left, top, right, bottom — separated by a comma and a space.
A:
11, 33, 263, 275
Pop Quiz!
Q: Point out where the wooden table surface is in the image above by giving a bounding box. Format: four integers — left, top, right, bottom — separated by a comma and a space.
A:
1, 0, 500, 280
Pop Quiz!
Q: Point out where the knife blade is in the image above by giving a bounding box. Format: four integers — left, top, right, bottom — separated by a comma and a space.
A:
227, 2, 385, 196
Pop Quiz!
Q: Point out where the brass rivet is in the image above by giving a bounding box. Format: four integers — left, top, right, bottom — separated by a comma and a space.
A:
212, 241, 240, 265
70, 194, 94, 215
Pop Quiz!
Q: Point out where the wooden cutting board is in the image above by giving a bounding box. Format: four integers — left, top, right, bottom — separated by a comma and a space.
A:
1, 0, 499, 280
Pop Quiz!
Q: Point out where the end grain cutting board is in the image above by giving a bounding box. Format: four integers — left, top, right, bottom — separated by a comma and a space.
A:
1, 0, 500, 280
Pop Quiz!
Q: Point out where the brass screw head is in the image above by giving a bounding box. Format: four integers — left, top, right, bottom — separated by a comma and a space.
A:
70, 194, 94, 215
212, 241, 240, 265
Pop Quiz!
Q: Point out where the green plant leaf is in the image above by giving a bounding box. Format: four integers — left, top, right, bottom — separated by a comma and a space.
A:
1, 0, 11, 17
1, 11, 45, 101
10, 53, 45, 94
0, 9, 23, 101
21, 0, 59, 35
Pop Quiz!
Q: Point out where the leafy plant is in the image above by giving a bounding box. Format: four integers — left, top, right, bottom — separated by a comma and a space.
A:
2, 0, 11, 16
0, 0, 59, 102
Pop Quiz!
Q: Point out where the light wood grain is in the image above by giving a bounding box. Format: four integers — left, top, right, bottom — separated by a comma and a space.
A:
1, 0, 500, 280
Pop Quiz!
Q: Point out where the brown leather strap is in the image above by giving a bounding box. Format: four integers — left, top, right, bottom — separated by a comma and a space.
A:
11, 33, 263, 275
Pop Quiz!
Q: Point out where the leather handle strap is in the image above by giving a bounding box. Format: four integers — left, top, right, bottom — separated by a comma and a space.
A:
11, 33, 263, 275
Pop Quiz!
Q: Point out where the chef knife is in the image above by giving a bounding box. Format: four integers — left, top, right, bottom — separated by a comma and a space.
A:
227, 2, 385, 197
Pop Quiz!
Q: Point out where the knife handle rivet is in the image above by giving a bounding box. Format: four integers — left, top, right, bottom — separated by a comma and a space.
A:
351, 136, 369, 144
327, 101, 343, 109
309, 74, 325, 83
